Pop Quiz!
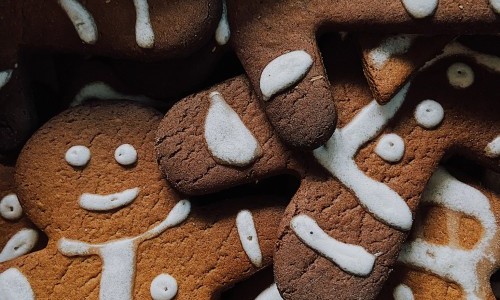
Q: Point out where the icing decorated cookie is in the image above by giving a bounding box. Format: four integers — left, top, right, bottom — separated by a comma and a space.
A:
0, 101, 287, 299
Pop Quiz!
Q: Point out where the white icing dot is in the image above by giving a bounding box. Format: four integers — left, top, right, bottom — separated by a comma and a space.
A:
236, 210, 262, 267
79, 187, 140, 211
58, 0, 98, 44
0, 268, 34, 300
150, 274, 178, 300
485, 135, 500, 158
393, 284, 414, 300
0, 229, 39, 263
375, 133, 405, 163
369, 35, 416, 69
0, 69, 13, 90
401, 0, 438, 19
0, 194, 23, 220
204, 92, 261, 167
215, 0, 230, 45
133, 0, 155, 48
255, 283, 283, 300
414, 100, 444, 129
259, 50, 313, 101
115, 144, 138, 166
65, 145, 91, 167
447, 62, 474, 89
490, 0, 500, 14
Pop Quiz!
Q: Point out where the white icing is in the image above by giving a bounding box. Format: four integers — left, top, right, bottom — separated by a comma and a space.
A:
59, 199, 190, 300
115, 144, 138, 166
133, 0, 154, 48
313, 83, 413, 231
414, 100, 444, 129
255, 283, 283, 300
259, 50, 313, 101
0, 268, 34, 300
0, 69, 13, 90
58, 0, 98, 44
490, 0, 500, 14
291, 215, 375, 276
0, 193, 23, 220
215, 0, 230, 45
374, 133, 405, 163
447, 62, 474, 89
0, 229, 39, 263
236, 210, 262, 267
369, 35, 416, 69
485, 135, 500, 158
150, 273, 178, 300
204, 92, 261, 167
393, 284, 414, 300
65, 145, 91, 167
399, 168, 497, 300
79, 187, 140, 211
401, 0, 438, 19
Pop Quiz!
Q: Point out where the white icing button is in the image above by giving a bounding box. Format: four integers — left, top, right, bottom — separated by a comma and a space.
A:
65, 145, 91, 167
58, 0, 98, 44
0, 268, 35, 300
0, 229, 39, 263
215, 0, 230, 45
236, 210, 263, 267
260, 50, 313, 101
255, 283, 283, 300
150, 274, 178, 300
393, 284, 414, 300
133, 0, 155, 48
204, 92, 261, 167
291, 214, 376, 276
447, 62, 474, 88
485, 135, 500, 158
375, 133, 405, 163
0, 69, 13, 90
115, 144, 138, 166
401, 0, 438, 18
490, 0, 500, 14
0, 194, 23, 220
79, 187, 140, 211
414, 100, 444, 129
369, 35, 416, 69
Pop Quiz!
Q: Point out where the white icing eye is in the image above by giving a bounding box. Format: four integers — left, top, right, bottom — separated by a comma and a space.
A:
65, 145, 91, 167
0, 194, 23, 220
114, 144, 137, 166
375, 134, 405, 163
150, 273, 178, 300
447, 62, 474, 88
414, 100, 444, 129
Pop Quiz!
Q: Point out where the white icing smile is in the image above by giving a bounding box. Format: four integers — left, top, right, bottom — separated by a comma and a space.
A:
79, 188, 140, 211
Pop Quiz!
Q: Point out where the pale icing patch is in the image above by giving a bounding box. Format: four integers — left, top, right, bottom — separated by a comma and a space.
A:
414, 100, 444, 129
58, 0, 98, 44
133, 0, 154, 48
255, 283, 283, 300
259, 50, 313, 101
115, 144, 137, 166
401, 0, 438, 18
79, 187, 140, 211
0, 193, 23, 220
65, 145, 91, 167
59, 199, 190, 300
490, 0, 500, 14
215, 0, 230, 45
204, 92, 261, 167
369, 35, 416, 69
447, 62, 474, 89
150, 274, 178, 300
375, 133, 405, 163
399, 168, 497, 300
0, 229, 39, 263
393, 284, 414, 300
485, 135, 500, 158
0, 69, 13, 90
0, 268, 34, 300
236, 210, 262, 267
313, 83, 413, 231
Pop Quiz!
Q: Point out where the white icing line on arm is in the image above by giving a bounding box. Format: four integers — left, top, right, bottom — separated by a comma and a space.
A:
79, 188, 140, 211
369, 35, 416, 69
260, 50, 313, 101
485, 135, 500, 158
58, 0, 98, 44
133, 0, 154, 48
0, 193, 23, 220
0, 229, 39, 263
375, 133, 405, 163
0, 268, 35, 300
215, 0, 230, 45
144, 199, 191, 238
291, 215, 375, 276
150, 273, 178, 300
255, 283, 283, 300
0, 69, 13, 90
401, 0, 438, 18
414, 99, 444, 129
447, 62, 474, 89
393, 284, 414, 300
205, 92, 261, 167
314, 83, 413, 231
236, 210, 262, 267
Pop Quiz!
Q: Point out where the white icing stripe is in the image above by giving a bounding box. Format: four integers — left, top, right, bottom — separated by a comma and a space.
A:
447, 62, 474, 89
0, 193, 23, 221
393, 284, 414, 300
259, 50, 313, 101
0, 69, 13, 90
369, 35, 416, 69
414, 100, 444, 129
485, 135, 500, 158
314, 83, 413, 231
401, 0, 438, 18
215, 0, 230, 46
79, 187, 140, 211
58, 0, 98, 44
205, 92, 261, 167
375, 133, 405, 163
0, 268, 35, 300
0, 229, 39, 263
236, 210, 263, 267
150, 273, 178, 300
399, 167, 496, 300
291, 215, 375, 276
133, 0, 154, 48
255, 283, 283, 300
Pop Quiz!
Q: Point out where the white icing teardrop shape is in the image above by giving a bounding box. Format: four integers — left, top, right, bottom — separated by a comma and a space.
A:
393, 284, 414, 300
215, 0, 230, 45
58, 0, 98, 44
204, 92, 261, 167
414, 100, 444, 129
133, 0, 155, 48
236, 210, 262, 267
0, 229, 39, 263
0, 268, 35, 300
0, 69, 13, 90
79, 187, 140, 211
163, 199, 191, 228
255, 283, 283, 300
150, 274, 178, 300
447, 62, 474, 89
485, 135, 500, 158
369, 35, 416, 69
375, 133, 405, 163
490, 0, 500, 14
260, 50, 313, 101
291, 215, 376, 276
401, 0, 438, 19
0, 193, 23, 220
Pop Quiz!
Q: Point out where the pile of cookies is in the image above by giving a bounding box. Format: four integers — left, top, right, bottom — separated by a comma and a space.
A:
1, 1, 499, 299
